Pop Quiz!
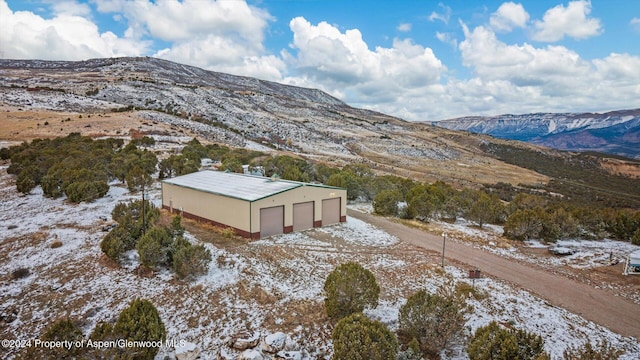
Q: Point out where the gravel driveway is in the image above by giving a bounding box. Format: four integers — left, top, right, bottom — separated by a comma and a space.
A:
349, 209, 640, 339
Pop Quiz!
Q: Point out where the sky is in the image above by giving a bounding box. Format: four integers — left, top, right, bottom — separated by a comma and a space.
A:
1, 0, 639, 121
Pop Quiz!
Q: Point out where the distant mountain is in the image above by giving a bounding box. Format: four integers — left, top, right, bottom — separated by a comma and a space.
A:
433, 110, 640, 159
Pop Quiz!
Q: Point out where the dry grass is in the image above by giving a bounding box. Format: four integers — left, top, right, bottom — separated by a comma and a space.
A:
0, 105, 196, 142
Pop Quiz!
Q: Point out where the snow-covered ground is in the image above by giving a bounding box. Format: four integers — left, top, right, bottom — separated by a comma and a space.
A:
436, 217, 640, 271
1, 165, 640, 359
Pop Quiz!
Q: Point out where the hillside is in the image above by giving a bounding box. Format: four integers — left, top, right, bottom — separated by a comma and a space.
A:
1, 57, 548, 187
433, 109, 640, 160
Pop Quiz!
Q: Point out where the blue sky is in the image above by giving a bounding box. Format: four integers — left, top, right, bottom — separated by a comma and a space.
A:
1, 0, 639, 120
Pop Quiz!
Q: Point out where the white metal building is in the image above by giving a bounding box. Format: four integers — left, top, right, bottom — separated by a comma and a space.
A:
161, 170, 347, 239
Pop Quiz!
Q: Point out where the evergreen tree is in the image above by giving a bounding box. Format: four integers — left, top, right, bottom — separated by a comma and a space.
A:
332, 313, 398, 360
373, 189, 402, 216
468, 321, 549, 360
113, 299, 166, 360
323, 262, 380, 320
137, 226, 172, 269
398, 289, 466, 357
563, 340, 622, 360
172, 243, 212, 280
22, 318, 84, 359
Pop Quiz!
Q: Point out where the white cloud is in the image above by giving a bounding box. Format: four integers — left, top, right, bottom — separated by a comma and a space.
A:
93, 0, 284, 80
285, 16, 446, 113
453, 22, 640, 117
154, 36, 285, 81
397, 23, 412, 32
436, 32, 458, 47
118, 0, 272, 44
532, 0, 602, 42
46, 0, 92, 17
428, 3, 452, 24
0, 0, 147, 60
490, 2, 529, 32
631, 17, 640, 32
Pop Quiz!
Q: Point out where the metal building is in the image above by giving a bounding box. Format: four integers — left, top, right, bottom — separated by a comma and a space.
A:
161, 170, 347, 239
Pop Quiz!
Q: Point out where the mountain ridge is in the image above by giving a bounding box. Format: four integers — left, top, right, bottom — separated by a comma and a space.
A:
432, 109, 640, 159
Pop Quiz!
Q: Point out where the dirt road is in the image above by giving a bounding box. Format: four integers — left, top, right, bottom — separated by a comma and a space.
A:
349, 209, 640, 340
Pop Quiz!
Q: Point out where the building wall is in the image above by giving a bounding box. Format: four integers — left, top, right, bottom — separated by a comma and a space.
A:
250, 185, 346, 235
162, 181, 347, 239
161, 182, 250, 232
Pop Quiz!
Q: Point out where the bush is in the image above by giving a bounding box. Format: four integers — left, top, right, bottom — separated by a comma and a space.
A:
324, 262, 380, 320
137, 227, 172, 269
632, 228, 640, 246
563, 340, 622, 360
172, 243, 212, 280
86, 322, 119, 358
101, 226, 127, 261
22, 318, 84, 359
11, 267, 30, 280
373, 189, 402, 216
113, 299, 166, 360
65, 180, 109, 203
398, 289, 467, 357
16, 171, 36, 194
102, 200, 160, 263
467, 321, 549, 360
332, 313, 398, 360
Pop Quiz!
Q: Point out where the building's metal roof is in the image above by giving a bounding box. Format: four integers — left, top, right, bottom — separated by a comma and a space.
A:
162, 170, 318, 202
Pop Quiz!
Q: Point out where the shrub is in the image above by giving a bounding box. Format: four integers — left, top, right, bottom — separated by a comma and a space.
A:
373, 189, 402, 216
172, 243, 212, 280
16, 171, 36, 194
563, 340, 622, 360
86, 322, 118, 358
332, 313, 398, 360
170, 215, 185, 238
23, 318, 85, 359
632, 228, 640, 246
323, 262, 380, 320
101, 226, 126, 262
65, 180, 109, 203
137, 227, 172, 269
407, 192, 435, 221
468, 321, 549, 360
221, 227, 236, 238
11, 267, 30, 280
113, 299, 166, 360
398, 289, 467, 357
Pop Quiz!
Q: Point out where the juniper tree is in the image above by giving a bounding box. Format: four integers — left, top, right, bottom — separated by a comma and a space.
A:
323, 262, 380, 320
113, 299, 166, 360
332, 313, 398, 360
398, 289, 466, 357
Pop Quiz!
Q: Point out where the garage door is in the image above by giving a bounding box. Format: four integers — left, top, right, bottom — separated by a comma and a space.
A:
260, 206, 284, 238
322, 198, 341, 226
293, 201, 314, 231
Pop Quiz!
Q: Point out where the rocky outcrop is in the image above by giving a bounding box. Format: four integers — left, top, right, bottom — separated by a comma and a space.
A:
229, 331, 261, 350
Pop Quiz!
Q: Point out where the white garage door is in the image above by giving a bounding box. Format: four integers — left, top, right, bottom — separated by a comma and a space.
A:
293, 201, 314, 231
322, 198, 341, 226
260, 206, 284, 238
